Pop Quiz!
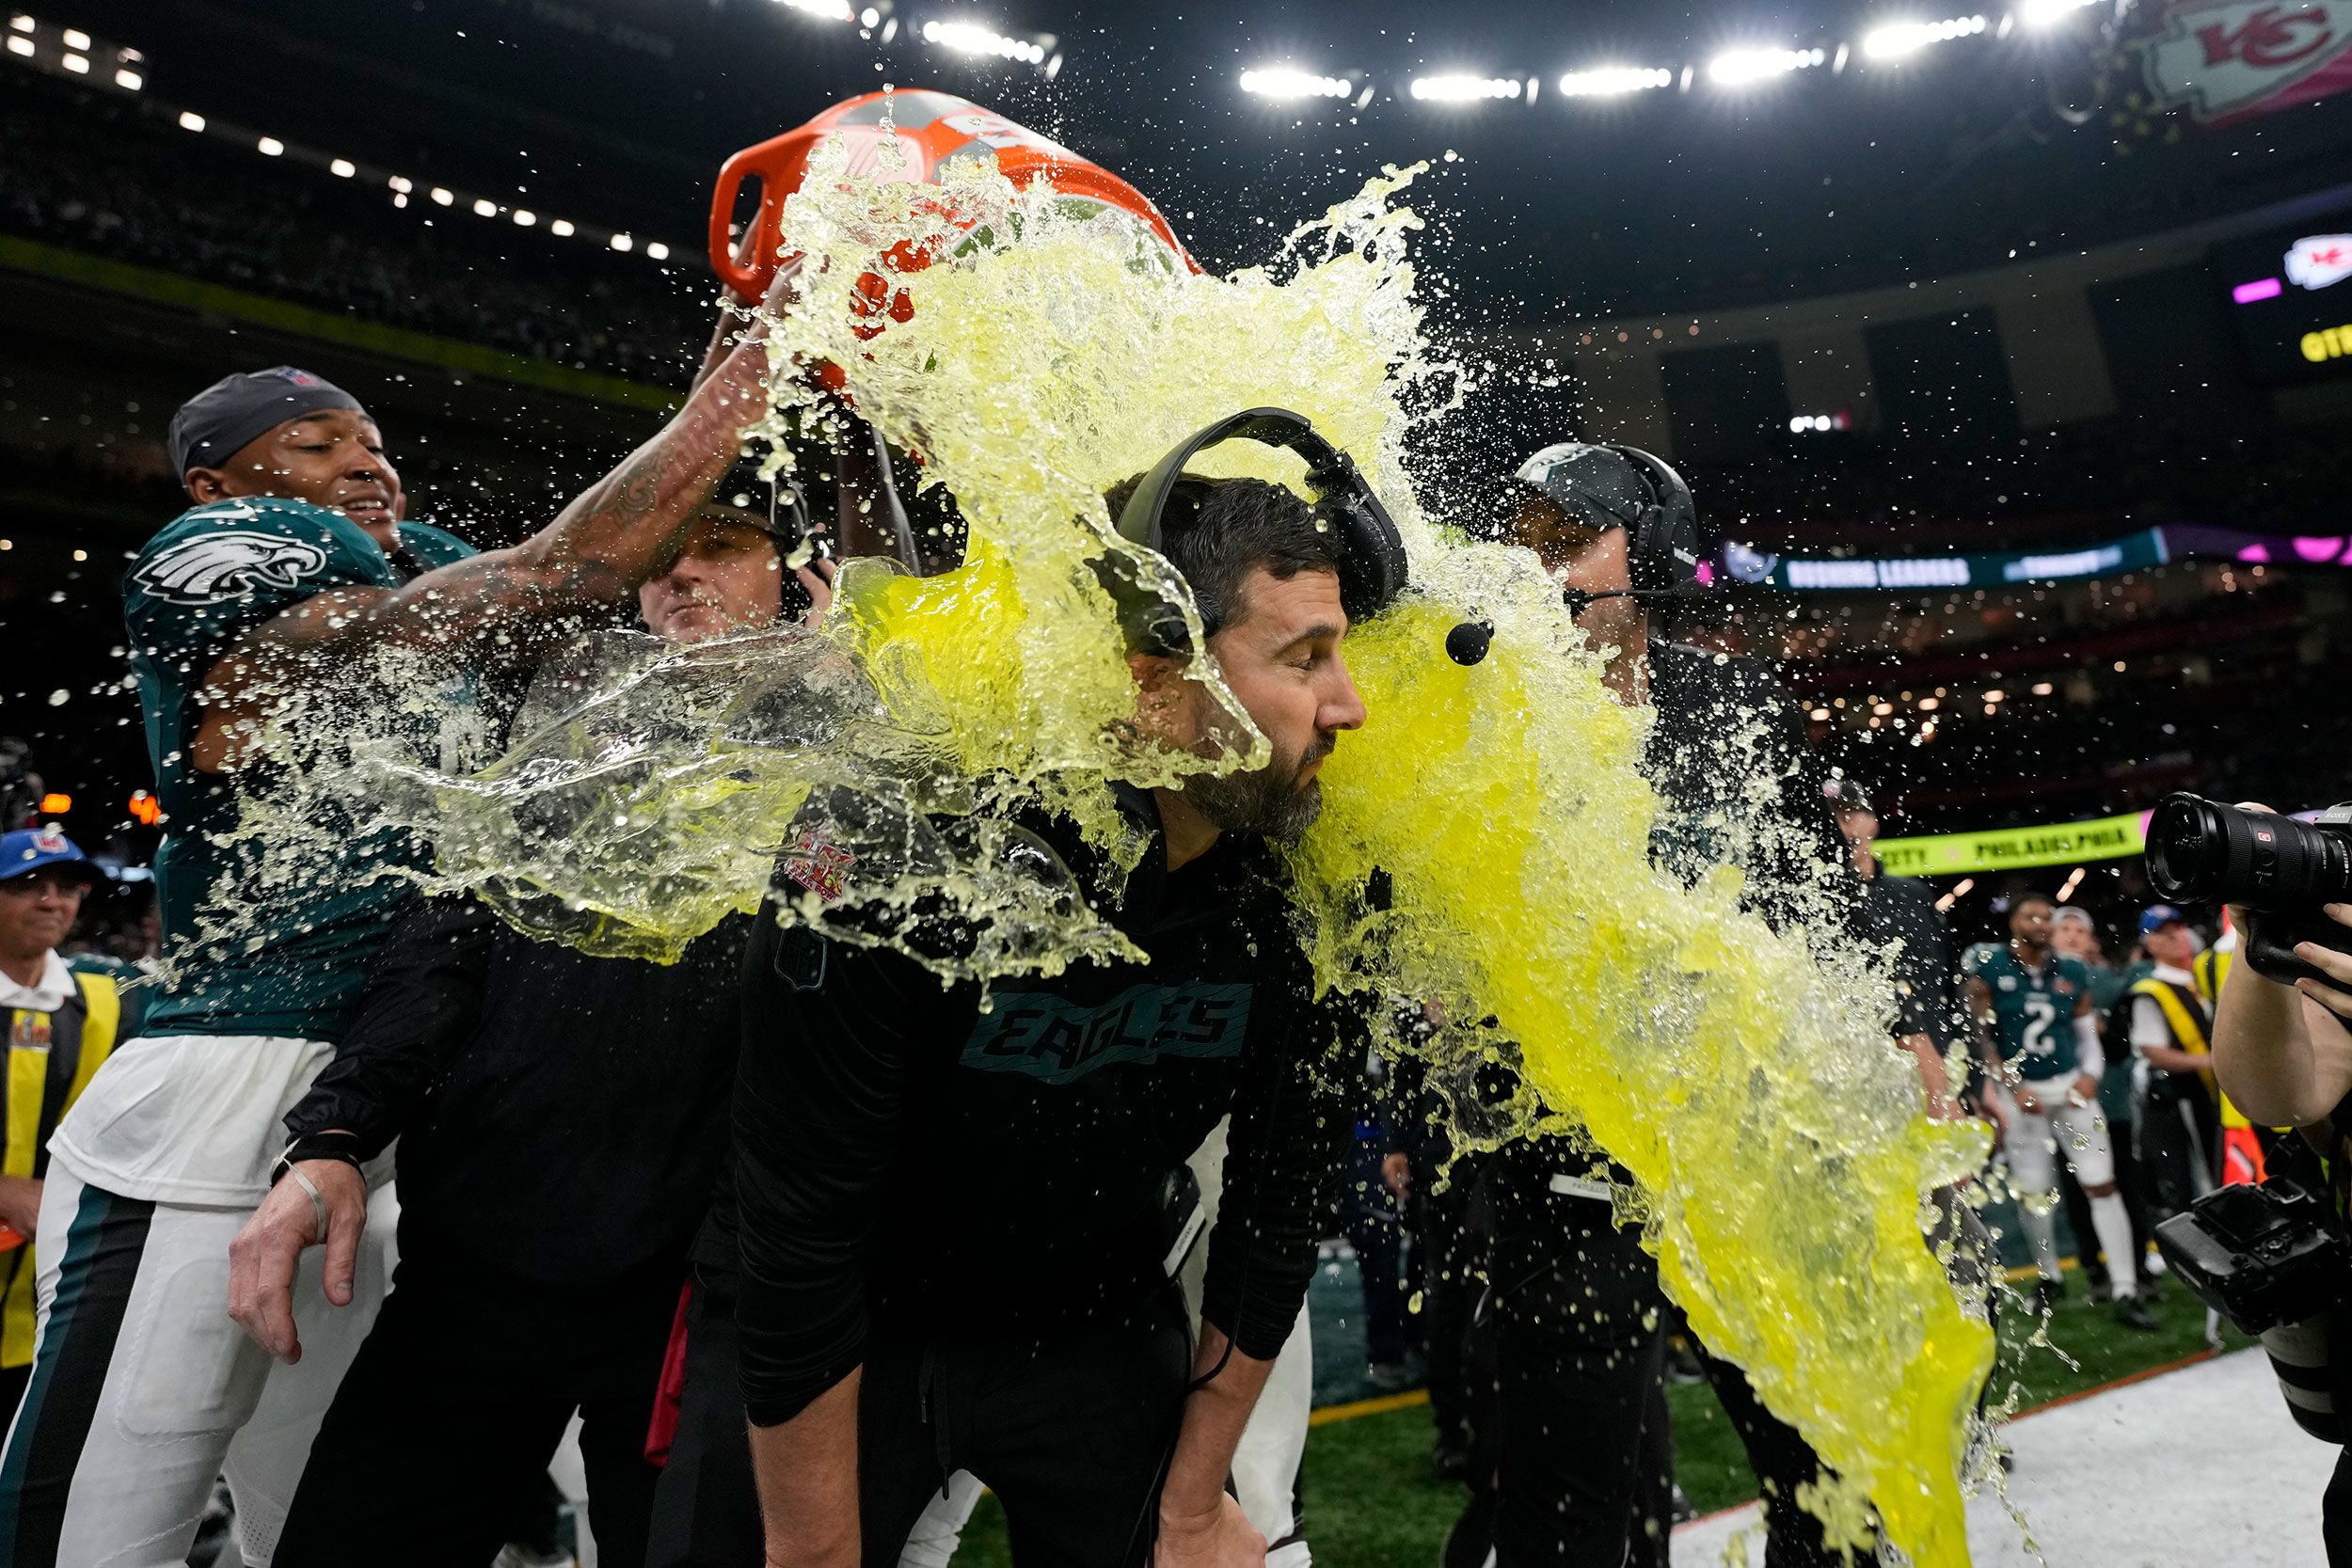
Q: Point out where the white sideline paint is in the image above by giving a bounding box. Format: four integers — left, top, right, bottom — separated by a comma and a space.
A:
1673, 1350, 2333, 1566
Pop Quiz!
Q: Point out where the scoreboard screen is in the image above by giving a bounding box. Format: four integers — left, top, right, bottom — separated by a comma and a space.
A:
2212, 213, 2352, 385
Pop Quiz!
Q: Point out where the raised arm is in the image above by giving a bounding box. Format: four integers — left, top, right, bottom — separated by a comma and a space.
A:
187, 337, 771, 770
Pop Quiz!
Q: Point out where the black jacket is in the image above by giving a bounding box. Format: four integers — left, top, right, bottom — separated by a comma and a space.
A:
730, 784, 1359, 1428
287, 897, 748, 1378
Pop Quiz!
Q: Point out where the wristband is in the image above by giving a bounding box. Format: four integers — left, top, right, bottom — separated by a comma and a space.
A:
270, 1131, 367, 1188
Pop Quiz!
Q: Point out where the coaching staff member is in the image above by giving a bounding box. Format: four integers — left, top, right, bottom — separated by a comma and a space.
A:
1449, 441, 1850, 1568
732, 464, 1375, 1568
222, 470, 834, 1567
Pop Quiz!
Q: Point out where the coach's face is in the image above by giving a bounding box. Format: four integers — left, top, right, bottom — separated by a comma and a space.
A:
639, 515, 785, 643
1134, 563, 1367, 840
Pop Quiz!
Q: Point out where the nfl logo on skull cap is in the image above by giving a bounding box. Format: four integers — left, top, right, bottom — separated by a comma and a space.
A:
30, 826, 66, 856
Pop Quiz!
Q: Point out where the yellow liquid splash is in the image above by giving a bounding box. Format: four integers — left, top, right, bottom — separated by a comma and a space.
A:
235, 125, 1994, 1561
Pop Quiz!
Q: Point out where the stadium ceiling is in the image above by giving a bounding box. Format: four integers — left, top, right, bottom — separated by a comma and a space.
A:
66, 0, 2352, 320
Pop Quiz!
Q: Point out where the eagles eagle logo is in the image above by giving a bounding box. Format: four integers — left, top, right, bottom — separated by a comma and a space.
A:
133, 531, 331, 606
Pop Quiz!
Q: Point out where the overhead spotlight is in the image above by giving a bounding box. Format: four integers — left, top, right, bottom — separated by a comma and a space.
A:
645, 240, 671, 261
550, 218, 576, 237
59, 24, 84, 47
430, 186, 454, 205
471, 197, 497, 216
329, 157, 356, 177
257, 135, 283, 155
4, 35, 28, 56
860, 7, 881, 25
1239, 66, 1354, 99
8, 16, 31, 34
1409, 73, 1523, 102
1556, 65, 1673, 97
388, 174, 413, 192
513, 208, 535, 226
1707, 45, 1827, 85
776, 0, 853, 19
59, 51, 83, 71
611, 232, 635, 252
2018, 0, 2098, 22
1863, 14, 1988, 58
113, 67, 139, 89
920, 19, 1048, 64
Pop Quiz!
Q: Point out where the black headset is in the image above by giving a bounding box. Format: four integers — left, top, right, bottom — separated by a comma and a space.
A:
1516, 441, 1701, 600
1109, 407, 1410, 655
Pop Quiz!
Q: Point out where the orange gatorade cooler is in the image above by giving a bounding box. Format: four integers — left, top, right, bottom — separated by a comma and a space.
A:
707, 87, 1194, 303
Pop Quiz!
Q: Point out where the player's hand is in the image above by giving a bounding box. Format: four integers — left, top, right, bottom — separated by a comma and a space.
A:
2012, 1085, 2044, 1116
1154, 1493, 1266, 1568
0, 1175, 41, 1241
227, 1160, 367, 1364
2070, 1072, 2099, 1106
1381, 1151, 1413, 1199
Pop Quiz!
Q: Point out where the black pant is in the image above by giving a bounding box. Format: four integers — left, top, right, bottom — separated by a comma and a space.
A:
1410, 1156, 1487, 1449
646, 1270, 765, 1568
1341, 1143, 1411, 1368
274, 1276, 666, 1568
2137, 1085, 2221, 1225
649, 1270, 1192, 1568
1463, 1181, 1841, 1568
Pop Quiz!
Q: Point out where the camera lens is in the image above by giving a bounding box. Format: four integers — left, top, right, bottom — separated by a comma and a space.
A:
2146, 792, 2352, 911
2146, 794, 2228, 902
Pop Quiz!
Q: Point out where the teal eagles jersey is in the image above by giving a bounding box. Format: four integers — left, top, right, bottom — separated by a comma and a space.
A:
123, 497, 475, 1041
1962, 942, 2093, 1082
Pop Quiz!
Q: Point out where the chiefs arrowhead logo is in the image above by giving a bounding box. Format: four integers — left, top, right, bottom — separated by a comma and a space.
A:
134, 530, 330, 605
2287, 233, 2352, 290
2143, 1, 2352, 124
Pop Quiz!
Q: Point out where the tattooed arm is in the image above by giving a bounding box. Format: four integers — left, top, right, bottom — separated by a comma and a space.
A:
187, 335, 770, 772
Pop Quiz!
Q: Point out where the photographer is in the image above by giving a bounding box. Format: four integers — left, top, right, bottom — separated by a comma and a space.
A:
2155, 798, 2352, 1560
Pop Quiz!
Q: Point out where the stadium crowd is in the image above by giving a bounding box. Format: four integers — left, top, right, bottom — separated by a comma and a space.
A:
0, 79, 704, 385
0, 253, 2269, 1568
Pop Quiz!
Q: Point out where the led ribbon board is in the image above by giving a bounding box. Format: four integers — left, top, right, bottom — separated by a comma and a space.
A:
1720, 525, 2352, 591
1874, 812, 2150, 876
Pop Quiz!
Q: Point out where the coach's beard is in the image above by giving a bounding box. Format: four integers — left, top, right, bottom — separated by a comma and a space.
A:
1185, 733, 1333, 843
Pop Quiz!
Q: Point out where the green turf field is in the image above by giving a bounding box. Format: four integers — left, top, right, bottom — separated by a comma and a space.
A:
946, 1269, 2244, 1566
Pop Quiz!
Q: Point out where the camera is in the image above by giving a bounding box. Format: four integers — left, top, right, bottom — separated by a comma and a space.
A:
2144, 792, 2352, 985
2153, 1172, 2350, 1335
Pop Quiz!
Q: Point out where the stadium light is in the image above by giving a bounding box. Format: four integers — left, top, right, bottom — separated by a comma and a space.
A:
513, 208, 535, 226
775, 0, 853, 19
1239, 66, 1354, 99
920, 19, 1047, 65
470, 197, 496, 216
430, 186, 453, 205
58, 50, 81, 71
58, 24, 81, 46
645, 241, 671, 261
388, 175, 412, 193
257, 135, 283, 155
8, 16, 30, 33
611, 232, 634, 252
1863, 14, 1987, 58
1556, 65, 1672, 97
329, 157, 355, 177
2018, 0, 2098, 23
1707, 45, 1827, 85
550, 218, 576, 237
1409, 73, 1523, 103
113, 67, 139, 88
4, 35, 25, 56
178, 109, 203, 131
